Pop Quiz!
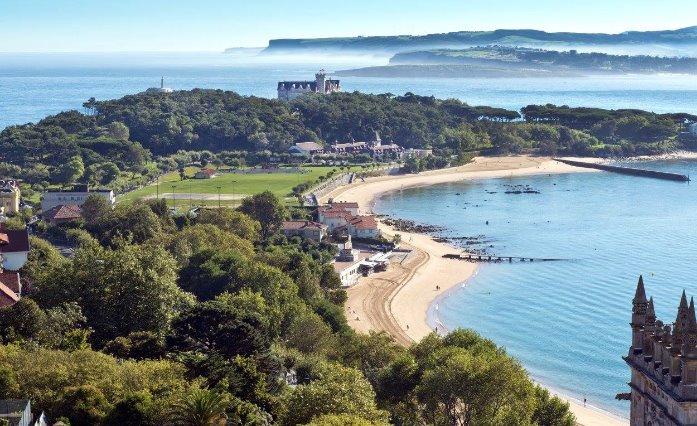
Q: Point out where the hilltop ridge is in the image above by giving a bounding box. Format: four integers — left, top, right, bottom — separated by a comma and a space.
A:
254, 26, 697, 56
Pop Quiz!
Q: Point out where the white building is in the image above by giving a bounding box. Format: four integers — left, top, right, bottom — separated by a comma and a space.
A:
278, 69, 340, 101
41, 186, 115, 212
690, 123, 697, 135
146, 77, 173, 93
0, 228, 29, 271
289, 142, 324, 156
401, 148, 433, 158
317, 201, 380, 238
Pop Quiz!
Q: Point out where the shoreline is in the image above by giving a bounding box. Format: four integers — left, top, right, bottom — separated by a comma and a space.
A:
322, 156, 629, 425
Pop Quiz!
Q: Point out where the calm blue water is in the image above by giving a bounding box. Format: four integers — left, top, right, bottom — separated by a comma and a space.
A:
2, 52, 697, 130
376, 161, 697, 417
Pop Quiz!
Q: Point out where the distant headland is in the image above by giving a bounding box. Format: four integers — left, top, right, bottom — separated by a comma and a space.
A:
240, 26, 697, 57
335, 46, 697, 78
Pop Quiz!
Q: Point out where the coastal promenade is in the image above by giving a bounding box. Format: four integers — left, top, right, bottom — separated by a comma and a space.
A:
322, 156, 628, 426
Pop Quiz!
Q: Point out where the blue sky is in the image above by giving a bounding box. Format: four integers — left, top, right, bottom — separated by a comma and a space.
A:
2, 0, 696, 52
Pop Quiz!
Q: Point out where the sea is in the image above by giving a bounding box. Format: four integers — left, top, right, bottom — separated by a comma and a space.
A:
375, 161, 697, 417
3, 51, 697, 418
2, 52, 697, 130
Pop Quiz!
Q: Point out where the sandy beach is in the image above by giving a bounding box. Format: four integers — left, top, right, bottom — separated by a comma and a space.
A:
321, 156, 628, 426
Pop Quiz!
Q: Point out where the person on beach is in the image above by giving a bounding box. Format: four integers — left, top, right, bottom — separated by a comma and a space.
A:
583, 398, 586, 407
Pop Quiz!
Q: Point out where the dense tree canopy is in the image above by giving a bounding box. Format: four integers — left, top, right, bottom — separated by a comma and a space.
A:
1, 90, 693, 194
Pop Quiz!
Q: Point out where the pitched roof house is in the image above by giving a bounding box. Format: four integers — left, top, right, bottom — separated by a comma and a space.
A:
289, 142, 324, 156
316, 201, 379, 238
0, 227, 29, 271
43, 204, 83, 225
281, 221, 328, 242
194, 168, 217, 179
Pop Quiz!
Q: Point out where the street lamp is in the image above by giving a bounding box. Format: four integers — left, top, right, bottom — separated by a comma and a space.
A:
231, 180, 238, 208
216, 186, 221, 208
171, 185, 177, 211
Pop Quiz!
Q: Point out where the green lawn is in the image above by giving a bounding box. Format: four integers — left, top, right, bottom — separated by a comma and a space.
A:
118, 166, 361, 207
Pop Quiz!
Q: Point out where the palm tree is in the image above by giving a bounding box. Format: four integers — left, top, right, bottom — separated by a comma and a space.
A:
172, 388, 228, 426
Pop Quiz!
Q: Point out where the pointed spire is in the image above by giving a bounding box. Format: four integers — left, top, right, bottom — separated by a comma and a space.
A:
634, 275, 648, 304
632, 276, 649, 321
675, 290, 690, 335
646, 297, 656, 324
689, 297, 697, 330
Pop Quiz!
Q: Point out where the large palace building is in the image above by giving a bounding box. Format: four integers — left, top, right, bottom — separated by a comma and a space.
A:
625, 276, 697, 425
277, 69, 340, 101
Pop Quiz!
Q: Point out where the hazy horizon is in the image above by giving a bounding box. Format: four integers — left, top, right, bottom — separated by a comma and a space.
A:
2, 0, 697, 52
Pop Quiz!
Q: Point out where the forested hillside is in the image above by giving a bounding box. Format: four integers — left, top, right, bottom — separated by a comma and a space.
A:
0, 193, 576, 424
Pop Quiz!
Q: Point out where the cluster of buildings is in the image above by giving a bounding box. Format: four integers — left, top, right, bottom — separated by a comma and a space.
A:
0, 181, 115, 227
0, 225, 30, 308
145, 77, 173, 94
289, 135, 432, 159
625, 277, 697, 425
277, 69, 341, 101
40, 185, 115, 225
281, 200, 385, 287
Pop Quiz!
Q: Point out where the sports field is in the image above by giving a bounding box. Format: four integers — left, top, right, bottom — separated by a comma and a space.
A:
118, 166, 359, 207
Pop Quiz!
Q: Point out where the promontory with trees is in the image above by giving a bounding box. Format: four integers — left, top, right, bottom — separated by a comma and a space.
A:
1, 89, 696, 196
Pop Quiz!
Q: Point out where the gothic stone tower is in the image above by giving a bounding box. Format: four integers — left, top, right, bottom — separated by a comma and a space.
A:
625, 276, 697, 425
315, 69, 327, 95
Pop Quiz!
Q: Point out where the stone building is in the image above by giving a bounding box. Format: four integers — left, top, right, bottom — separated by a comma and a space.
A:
277, 69, 340, 101
624, 276, 697, 425
0, 180, 20, 216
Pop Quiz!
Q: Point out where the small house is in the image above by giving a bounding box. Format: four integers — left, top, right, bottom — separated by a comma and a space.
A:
281, 221, 328, 243
194, 168, 217, 179
289, 142, 324, 156
42, 204, 83, 226
0, 227, 29, 271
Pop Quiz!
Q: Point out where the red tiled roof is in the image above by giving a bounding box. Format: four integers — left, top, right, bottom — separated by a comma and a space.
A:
321, 211, 351, 219
0, 229, 29, 253
282, 221, 327, 230
44, 204, 83, 221
331, 201, 359, 208
0, 272, 20, 295
198, 168, 217, 176
347, 215, 378, 230
0, 282, 19, 307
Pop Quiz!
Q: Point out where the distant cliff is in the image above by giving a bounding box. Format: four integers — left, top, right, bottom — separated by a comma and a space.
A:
335, 46, 697, 78
259, 27, 697, 55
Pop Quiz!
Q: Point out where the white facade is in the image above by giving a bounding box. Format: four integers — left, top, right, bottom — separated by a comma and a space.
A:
41, 190, 115, 212
337, 261, 362, 287
2, 252, 28, 272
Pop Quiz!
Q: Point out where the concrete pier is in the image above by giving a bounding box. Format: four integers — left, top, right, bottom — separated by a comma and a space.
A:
554, 158, 690, 182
